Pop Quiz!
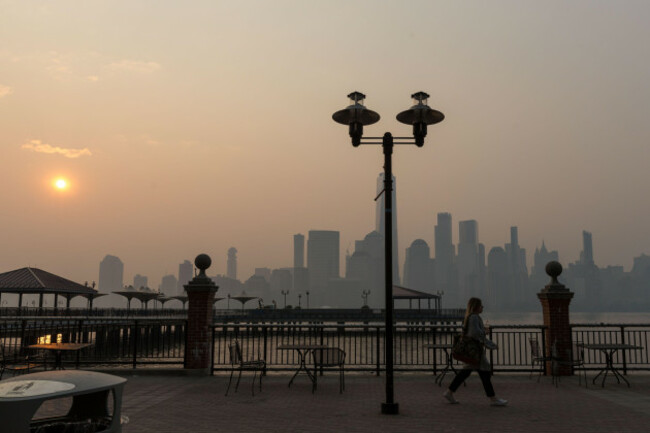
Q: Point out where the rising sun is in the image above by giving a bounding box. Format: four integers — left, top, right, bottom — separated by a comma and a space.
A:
54, 178, 68, 190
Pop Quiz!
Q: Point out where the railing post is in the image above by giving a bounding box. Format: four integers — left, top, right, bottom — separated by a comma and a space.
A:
132, 320, 138, 369
210, 325, 215, 376
319, 326, 324, 376
263, 325, 268, 376
376, 326, 381, 376
620, 325, 627, 375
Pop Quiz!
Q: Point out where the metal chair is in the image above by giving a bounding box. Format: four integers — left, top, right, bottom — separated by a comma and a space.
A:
225, 341, 266, 396
311, 348, 346, 393
0, 344, 47, 379
528, 338, 554, 382
557, 342, 588, 388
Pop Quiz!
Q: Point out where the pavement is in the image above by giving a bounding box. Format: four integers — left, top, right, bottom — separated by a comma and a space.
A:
29, 370, 650, 433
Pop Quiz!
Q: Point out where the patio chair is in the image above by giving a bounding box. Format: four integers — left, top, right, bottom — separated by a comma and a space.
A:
528, 338, 554, 382
311, 348, 346, 393
225, 340, 266, 396
557, 342, 588, 388
1, 343, 47, 379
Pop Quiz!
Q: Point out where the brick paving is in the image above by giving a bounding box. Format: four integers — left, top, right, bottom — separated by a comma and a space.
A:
110, 371, 650, 433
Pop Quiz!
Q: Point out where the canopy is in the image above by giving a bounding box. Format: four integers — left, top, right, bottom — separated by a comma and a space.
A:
0, 267, 98, 309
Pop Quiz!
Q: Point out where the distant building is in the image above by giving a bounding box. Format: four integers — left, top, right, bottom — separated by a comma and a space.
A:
504, 227, 529, 309
254, 268, 271, 282
307, 230, 340, 292
486, 247, 508, 310
294, 234, 305, 268
270, 268, 292, 292
133, 274, 148, 290
177, 260, 193, 295
227, 248, 237, 280
159, 274, 177, 296
457, 220, 480, 301
98, 255, 124, 308
403, 239, 434, 293
434, 213, 456, 304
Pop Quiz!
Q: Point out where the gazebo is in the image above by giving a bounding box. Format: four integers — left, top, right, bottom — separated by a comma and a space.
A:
392, 285, 441, 310
0, 267, 99, 311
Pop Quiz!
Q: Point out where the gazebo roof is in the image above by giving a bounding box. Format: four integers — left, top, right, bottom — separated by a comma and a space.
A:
392, 285, 439, 300
0, 267, 97, 296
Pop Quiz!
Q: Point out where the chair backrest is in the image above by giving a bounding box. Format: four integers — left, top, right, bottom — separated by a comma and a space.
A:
228, 341, 243, 366
313, 348, 345, 366
529, 338, 542, 358
572, 342, 585, 363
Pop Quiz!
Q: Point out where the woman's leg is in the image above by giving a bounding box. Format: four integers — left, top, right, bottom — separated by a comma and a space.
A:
448, 368, 472, 392
477, 370, 495, 397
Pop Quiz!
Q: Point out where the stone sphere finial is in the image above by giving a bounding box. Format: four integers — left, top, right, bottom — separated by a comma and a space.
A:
545, 261, 562, 285
195, 254, 212, 275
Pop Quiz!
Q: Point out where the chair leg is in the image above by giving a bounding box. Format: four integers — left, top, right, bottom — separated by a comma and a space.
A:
340, 365, 344, 393
235, 368, 243, 392
226, 369, 235, 396
251, 370, 257, 396
258, 368, 263, 393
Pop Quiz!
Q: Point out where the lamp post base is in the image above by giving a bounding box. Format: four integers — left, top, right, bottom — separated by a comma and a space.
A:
381, 402, 399, 415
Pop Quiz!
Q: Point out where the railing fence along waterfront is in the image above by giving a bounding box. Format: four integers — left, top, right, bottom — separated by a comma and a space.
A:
212, 323, 650, 374
0, 318, 186, 369
2, 318, 650, 373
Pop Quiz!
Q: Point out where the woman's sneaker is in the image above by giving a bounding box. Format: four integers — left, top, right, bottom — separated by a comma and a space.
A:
443, 390, 459, 404
490, 398, 508, 406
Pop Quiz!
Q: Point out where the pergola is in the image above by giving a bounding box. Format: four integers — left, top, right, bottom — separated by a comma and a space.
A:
392, 285, 441, 310
0, 267, 99, 310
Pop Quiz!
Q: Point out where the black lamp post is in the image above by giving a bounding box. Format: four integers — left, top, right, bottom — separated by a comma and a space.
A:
333, 91, 444, 415
281, 290, 289, 308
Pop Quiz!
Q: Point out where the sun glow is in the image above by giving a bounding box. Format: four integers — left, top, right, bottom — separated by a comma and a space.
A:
54, 178, 68, 190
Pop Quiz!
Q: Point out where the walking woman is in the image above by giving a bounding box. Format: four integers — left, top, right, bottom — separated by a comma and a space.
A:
443, 297, 508, 406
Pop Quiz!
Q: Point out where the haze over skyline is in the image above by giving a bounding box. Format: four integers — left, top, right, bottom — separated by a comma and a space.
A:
2, 2, 649, 288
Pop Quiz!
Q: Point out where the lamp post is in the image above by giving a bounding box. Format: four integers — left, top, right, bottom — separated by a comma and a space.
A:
306, 291, 310, 309
333, 91, 444, 415
298, 293, 302, 309
281, 290, 289, 308
362, 290, 371, 307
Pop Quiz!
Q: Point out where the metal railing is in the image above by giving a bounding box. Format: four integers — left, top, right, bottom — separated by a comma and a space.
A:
3, 318, 650, 374
0, 318, 187, 369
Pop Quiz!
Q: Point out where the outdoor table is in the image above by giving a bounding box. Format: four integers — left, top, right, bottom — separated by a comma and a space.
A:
277, 344, 329, 392
424, 344, 456, 386
0, 370, 127, 433
578, 343, 643, 387
28, 343, 92, 370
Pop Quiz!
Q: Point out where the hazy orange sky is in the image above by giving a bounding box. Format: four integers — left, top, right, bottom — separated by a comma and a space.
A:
2, 1, 649, 289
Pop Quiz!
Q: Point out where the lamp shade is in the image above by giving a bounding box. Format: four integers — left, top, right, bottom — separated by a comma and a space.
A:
332, 91, 380, 126
396, 92, 444, 126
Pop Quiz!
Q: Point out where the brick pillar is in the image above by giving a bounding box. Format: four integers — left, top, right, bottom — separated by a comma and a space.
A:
184, 254, 218, 374
537, 261, 574, 376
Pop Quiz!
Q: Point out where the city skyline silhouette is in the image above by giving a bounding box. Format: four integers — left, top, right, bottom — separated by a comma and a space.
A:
2, 3, 649, 305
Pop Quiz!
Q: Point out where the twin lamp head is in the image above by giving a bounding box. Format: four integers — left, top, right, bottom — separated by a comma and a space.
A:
332, 91, 444, 147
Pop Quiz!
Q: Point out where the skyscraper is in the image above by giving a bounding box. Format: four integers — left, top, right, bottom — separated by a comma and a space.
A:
227, 247, 237, 280
293, 233, 308, 293
177, 260, 193, 295
293, 234, 305, 268
581, 231, 594, 266
307, 230, 340, 291
375, 173, 400, 284
403, 239, 434, 292
457, 220, 480, 300
505, 226, 528, 308
98, 255, 124, 308
434, 213, 455, 303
